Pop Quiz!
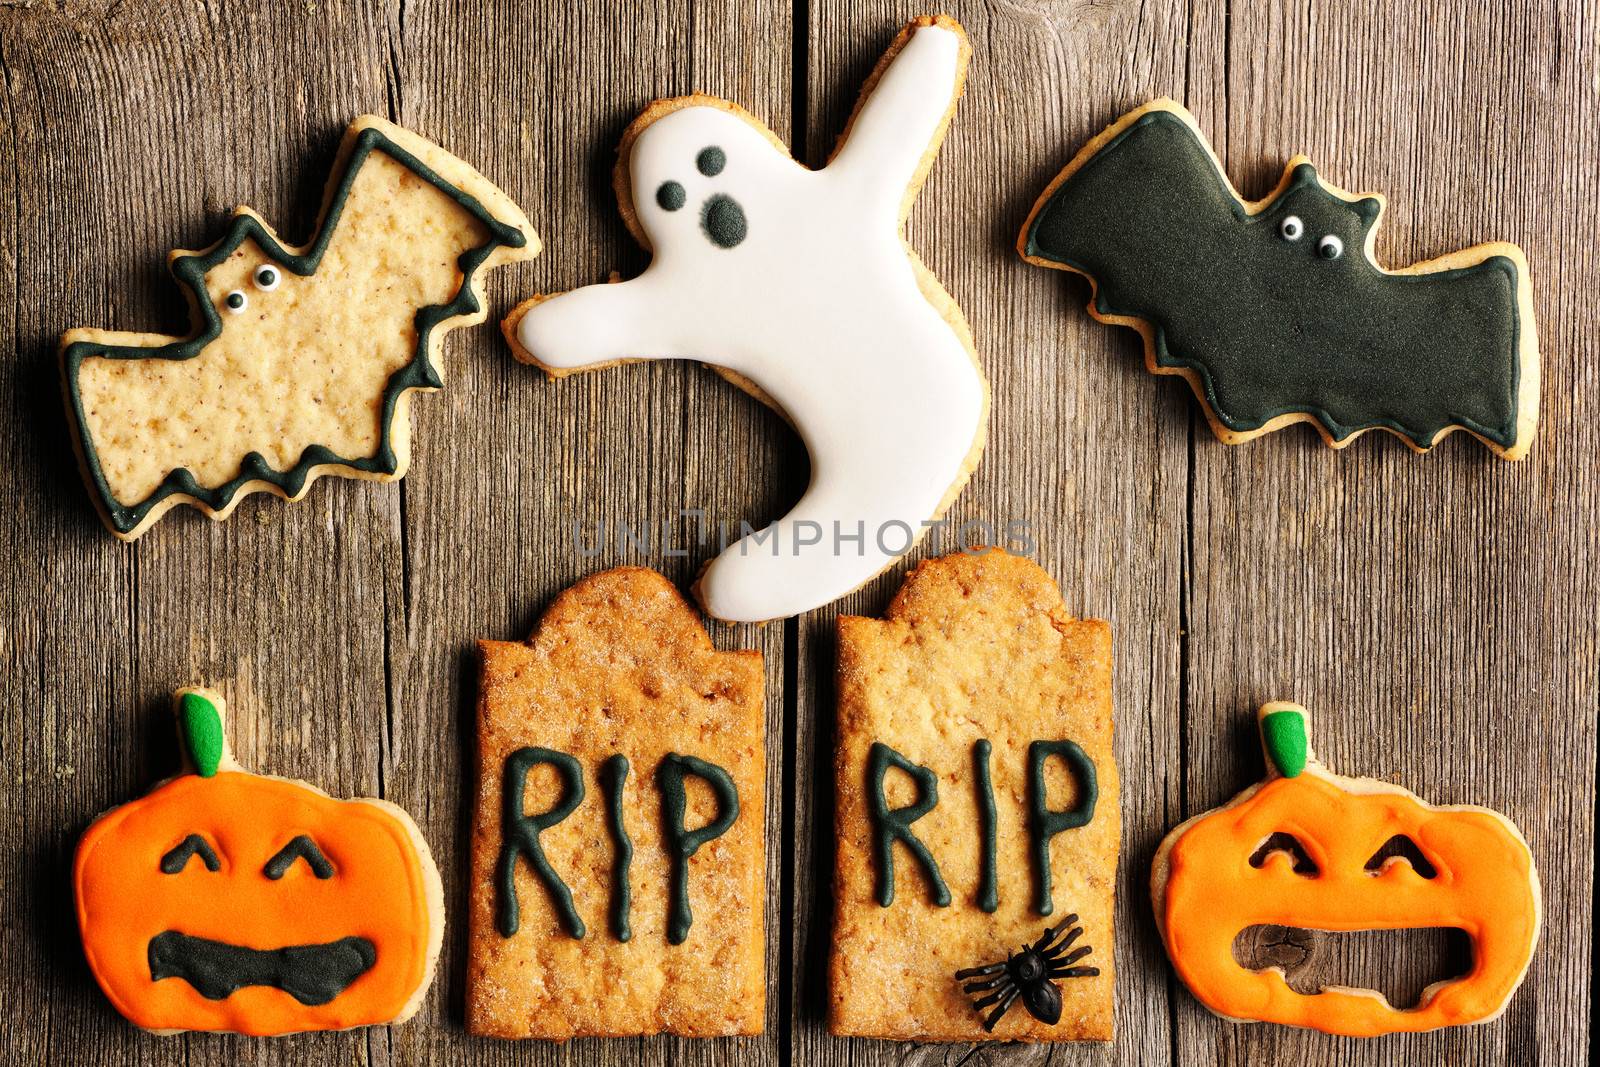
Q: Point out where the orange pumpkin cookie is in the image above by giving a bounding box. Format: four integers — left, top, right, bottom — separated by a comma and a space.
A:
829, 549, 1118, 1042
73, 688, 444, 1036
1151, 702, 1541, 1037
466, 567, 766, 1039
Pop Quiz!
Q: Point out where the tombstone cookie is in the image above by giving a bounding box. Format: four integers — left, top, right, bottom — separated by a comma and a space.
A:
73, 688, 444, 1035
467, 567, 766, 1039
1019, 98, 1539, 458
1152, 702, 1541, 1036
62, 116, 538, 539
829, 550, 1119, 1041
506, 15, 988, 622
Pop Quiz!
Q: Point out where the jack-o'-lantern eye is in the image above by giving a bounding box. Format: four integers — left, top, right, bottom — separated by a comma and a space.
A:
160, 834, 221, 874
1364, 834, 1438, 878
1248, 832, 1318, 876
264, 835, 335, 880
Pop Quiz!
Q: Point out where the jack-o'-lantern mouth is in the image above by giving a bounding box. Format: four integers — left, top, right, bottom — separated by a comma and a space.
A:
1232, 924, 1474, 1009
148, 930, 376, 1006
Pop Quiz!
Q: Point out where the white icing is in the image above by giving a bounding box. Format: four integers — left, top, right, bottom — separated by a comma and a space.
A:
1279, 215, 1303, 241
1318, 234, 1344, 259
519, 24, 983, 623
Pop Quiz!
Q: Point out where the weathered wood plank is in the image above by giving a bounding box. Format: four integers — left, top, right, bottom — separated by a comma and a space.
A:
383, 0, 792, 1063
792, 2, 1191, 1064
1177, 1, 1597, 1064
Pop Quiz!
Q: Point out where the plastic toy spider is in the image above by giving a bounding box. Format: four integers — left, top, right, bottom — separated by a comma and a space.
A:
954, 914, 1100, 1031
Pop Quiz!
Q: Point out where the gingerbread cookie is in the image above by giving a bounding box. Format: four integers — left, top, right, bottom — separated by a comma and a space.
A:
467, 568, 766, 1039
829, 550, 1118, 1042
73, 688, 444, 1035
1151, 702, 1541, 1036
1019, 99, 1539, 458
506, 16, 988, 623
62, 116, 538, 539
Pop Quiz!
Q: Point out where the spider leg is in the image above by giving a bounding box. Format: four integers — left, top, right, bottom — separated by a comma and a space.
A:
1050, 945, 1094, 969
1049, 965, 1101, 979
954, 960, 1007, 979
960, 974, 1010, 994
1038, 923, 1085, 963
981, 987, 1020, 1032
970, 977, 1017, 1011
1030, 913, 1078, 954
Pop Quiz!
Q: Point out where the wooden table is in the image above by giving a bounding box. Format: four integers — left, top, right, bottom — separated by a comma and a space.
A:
2, 1, 1592, 1063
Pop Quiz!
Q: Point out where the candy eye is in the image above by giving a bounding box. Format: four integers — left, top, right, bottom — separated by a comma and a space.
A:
252, 264, 281, 291
223, 290, 247, 314
1317, 234, 1344, 260
1278, 215, 1304, 241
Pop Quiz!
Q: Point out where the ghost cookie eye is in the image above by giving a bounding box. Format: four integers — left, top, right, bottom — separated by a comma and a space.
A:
1278, 215, 1304, 241
1317, 234, 1344, 260
252, 264, 281, 291
695, 146, 726, 176
656, 181, 687, 212
222, 290, 247, 313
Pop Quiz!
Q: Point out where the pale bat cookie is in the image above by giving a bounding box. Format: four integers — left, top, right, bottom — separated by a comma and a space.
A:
62, 116, 539, 539
1151, 702, 1541, 1037
467, 567, 766, 1039
506, 16, 988, 623
74, 688, 444, 1036
830, 549, 1118, 1042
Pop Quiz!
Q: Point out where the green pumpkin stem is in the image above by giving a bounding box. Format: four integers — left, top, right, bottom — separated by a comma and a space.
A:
1259, 705, 1309, 779
178, 691, 225, 778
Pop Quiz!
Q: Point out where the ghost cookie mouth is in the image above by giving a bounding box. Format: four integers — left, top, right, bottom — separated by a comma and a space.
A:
147, 930, 377, 1006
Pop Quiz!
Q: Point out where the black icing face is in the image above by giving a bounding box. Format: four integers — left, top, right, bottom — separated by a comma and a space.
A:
151, 831, 366, 1003
651, 143, 748, 249
148, 930, 377, 1006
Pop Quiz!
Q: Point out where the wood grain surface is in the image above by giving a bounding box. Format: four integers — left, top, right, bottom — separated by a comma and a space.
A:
0, 1, 1592, 1064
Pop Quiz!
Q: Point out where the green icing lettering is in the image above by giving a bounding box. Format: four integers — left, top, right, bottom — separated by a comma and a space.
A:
599, 753, 634, 942
866, 742, 950, 909
1027, 739, 1098, 916
973, 739, 999, 913
496, 747, 586, 939
657, 753, 740, 945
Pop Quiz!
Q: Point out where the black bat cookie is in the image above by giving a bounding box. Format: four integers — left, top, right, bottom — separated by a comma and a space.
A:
1019, 99, 1538, 459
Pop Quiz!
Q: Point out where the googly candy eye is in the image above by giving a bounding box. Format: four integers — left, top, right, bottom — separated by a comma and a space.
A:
223, 290, 247, 314
1278, 215, 1304, 241
1317, 234, 1344, 260
252, 264, 281, 291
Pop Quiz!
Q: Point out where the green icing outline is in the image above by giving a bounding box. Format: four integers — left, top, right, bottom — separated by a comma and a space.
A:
177, 692, 224, 778
1261, 709, 1309, 778
63, 124, 528, 536
1022, 109, 1523, 449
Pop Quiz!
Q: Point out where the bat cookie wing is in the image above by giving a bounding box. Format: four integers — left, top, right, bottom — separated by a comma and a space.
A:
62, 116, 539, 540
1020, 98, 1538, 460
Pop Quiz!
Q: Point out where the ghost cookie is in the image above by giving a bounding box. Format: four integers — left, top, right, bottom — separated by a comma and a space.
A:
467, 567, 766, 1039
506, 15, 988, 623
73, 688, 444, 1036
830, 550, 1118, 1042
1019, 98, 1539, 459
62, 116, 538, 539
1151, 702, 1541, 1037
